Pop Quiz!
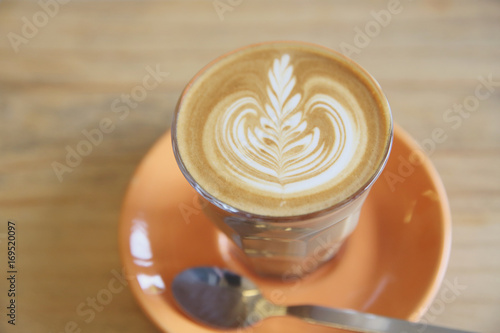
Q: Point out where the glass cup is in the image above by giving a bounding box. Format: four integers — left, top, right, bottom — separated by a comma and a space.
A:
171, 42, 393, 278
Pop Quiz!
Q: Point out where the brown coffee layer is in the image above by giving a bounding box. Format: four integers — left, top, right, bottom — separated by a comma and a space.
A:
174, 42, 392, 216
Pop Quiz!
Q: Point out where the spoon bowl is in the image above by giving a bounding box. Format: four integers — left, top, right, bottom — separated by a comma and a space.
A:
172, 266, 283, 329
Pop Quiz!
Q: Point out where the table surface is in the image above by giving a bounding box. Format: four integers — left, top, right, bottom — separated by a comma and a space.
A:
0, 0, 499, 332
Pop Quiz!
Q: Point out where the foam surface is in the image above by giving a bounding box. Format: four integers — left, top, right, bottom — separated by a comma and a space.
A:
175, 43, 391, 216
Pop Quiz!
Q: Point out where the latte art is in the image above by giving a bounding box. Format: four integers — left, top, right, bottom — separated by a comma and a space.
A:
215, 54, 357, 194
174, 43, 392, 216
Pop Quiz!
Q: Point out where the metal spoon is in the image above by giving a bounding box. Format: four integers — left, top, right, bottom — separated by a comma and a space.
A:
172, 266, 477, 333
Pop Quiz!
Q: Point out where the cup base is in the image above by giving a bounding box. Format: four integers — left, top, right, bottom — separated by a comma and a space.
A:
217, 230, 351, 279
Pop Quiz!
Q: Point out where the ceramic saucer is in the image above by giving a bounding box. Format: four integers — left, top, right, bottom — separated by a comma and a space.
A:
118, 124, 451, 333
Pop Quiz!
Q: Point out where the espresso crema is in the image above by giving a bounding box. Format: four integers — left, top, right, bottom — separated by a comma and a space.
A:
174, 43, 392, 216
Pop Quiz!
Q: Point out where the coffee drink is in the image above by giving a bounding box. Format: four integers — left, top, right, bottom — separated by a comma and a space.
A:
174, 42, 391, 217
173, 42, 393, 276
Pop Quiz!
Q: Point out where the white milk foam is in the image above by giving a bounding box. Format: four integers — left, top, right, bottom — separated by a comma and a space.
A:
209, 54, 364, 195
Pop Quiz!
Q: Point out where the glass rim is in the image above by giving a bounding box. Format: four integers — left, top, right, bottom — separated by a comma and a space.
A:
171, 40, 394, 223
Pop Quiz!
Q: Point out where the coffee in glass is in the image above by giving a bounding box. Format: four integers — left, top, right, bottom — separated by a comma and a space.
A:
172, 41, 392, 277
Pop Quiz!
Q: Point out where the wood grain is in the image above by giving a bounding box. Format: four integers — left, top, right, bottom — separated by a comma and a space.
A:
0, 0, 499, 332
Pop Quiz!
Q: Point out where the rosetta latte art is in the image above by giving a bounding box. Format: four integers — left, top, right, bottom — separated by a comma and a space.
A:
215, 54, 358, 194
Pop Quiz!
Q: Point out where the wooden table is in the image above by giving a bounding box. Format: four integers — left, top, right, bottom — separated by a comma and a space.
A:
0, 1, 499, 332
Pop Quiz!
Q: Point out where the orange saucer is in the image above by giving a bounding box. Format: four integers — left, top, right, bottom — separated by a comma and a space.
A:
118, 124, 451, 333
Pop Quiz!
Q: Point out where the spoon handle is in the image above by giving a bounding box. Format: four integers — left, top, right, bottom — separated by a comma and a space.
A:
286, 305, 478, 333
